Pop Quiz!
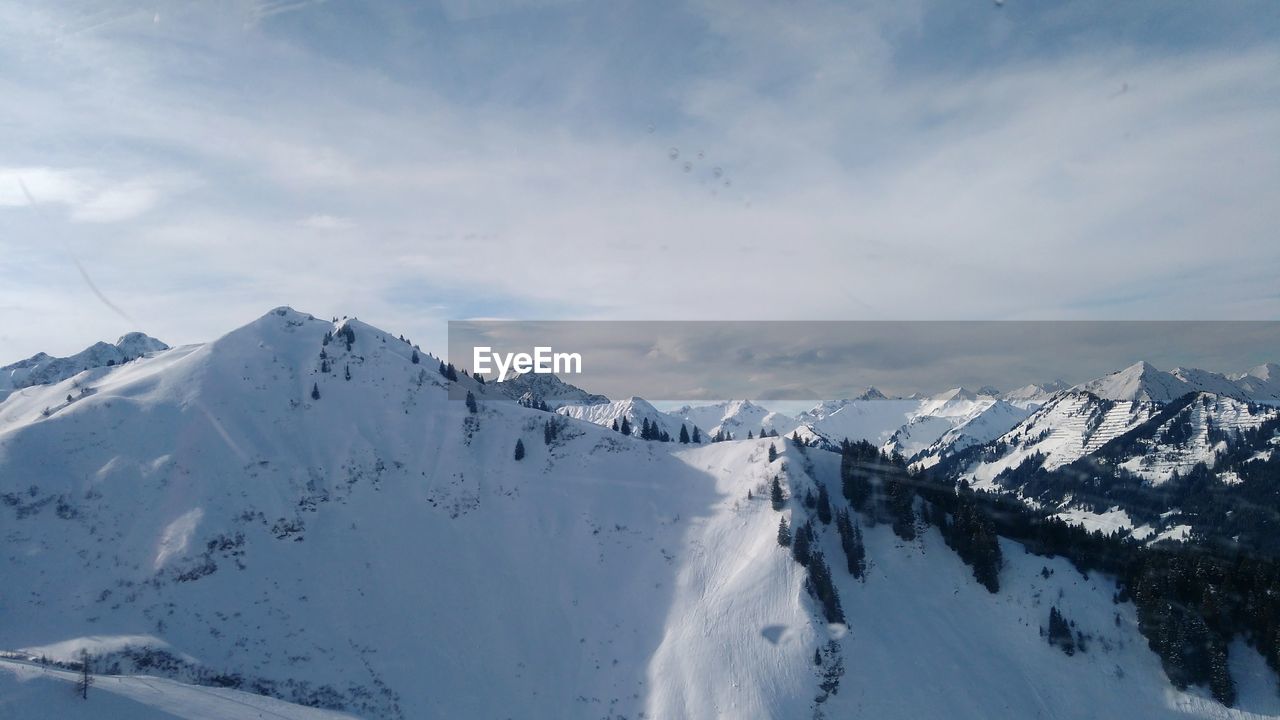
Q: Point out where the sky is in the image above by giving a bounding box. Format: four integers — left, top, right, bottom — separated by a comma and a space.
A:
1, 0, 1278, 362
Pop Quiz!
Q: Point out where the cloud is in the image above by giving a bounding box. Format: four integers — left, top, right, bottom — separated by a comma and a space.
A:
0, 167, 167, 223
0, 0, 1276, 360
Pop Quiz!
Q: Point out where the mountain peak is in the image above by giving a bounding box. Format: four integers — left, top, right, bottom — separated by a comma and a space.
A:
116, 332, 170, 357
1074, 361, 1190, 403
500, 372, 609, 409
2, 331, 171, 396
1247, 362, 1279, 381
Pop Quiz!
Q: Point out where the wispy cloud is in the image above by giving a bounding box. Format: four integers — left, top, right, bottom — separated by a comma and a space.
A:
0, 0, 1276, 359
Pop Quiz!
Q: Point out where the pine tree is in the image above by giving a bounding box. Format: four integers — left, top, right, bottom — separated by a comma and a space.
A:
806, 551, 844, 624
768, 443, 777, 462
411, 349, 420, 364
1047, 606, 1076, 655
814, 648, 822, 666
692, 427, 701, 443
311, 383, 320, 400
679, 424, 690, 443
1208, 634, 1236, 706
771, 477, 785, 511
885, 475, 916, 541
465, 390, 478, 414
641, 417, 652, 440
777, 517, 792, 547
74, 649, 93, 700
748, 430, 754, 439
816, 484, 832, 524
792, 521, 813, 566
837, 510, 866, 579
620, 417, 632, 436
514, 438, 525, 461
611, 419, 619, 432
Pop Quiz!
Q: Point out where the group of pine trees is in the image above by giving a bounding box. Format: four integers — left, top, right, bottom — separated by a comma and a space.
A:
835, 509, 865, 579
769, 435, 860, 625
543, 418, 562, 445
1046, 606, 1077, 655
607, 416, 706, 443
639, 417, 670, 441
438, 361, 459, 382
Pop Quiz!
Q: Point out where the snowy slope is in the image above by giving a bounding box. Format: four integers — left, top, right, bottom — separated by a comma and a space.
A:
656, 440, 1279, 720
0, 657, 357, 720
671, 399, 796, 440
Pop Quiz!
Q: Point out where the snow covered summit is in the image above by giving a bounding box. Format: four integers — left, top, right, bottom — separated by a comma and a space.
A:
0, 332, 169, 401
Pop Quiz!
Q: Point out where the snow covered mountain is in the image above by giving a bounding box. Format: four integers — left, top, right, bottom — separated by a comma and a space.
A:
1231, 363, 1280, 404
882, 388, 1030, 464
494, 371, 609, 409
556, 395, 697, 440
0, 332, 169, 402
3, 310, 1277, 719
1003, 380, 1069, 409
931, 360, 1280, 546
1, 655, 355, 720
671, 399, 796, 440
793, 398, 920, 446
911, 399, 1032, 469
1073, 361, 1279, 405
958, 365, 1279, 487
